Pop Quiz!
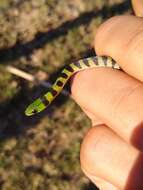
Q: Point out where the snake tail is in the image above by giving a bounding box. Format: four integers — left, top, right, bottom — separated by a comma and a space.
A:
25, 56, 120, 116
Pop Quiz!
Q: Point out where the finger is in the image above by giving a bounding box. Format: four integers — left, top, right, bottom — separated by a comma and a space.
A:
71, 68, 143, 151
132, 0, 143, 17
95, 15, 143, 82
80, 125, 143, 190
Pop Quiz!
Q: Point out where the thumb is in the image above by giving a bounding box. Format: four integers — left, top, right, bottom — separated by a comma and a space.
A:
132, 0, 143, 17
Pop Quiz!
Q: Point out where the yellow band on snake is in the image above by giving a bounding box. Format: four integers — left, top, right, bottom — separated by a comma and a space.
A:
25, 56, 120, 116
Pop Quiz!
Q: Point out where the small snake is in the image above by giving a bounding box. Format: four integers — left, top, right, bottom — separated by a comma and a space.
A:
25, 56, 121, 116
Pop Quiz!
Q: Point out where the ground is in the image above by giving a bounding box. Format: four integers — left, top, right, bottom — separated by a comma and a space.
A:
0, 0, 131, 190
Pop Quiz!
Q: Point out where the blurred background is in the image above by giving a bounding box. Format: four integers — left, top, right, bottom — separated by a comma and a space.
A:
0, 0, 131, 189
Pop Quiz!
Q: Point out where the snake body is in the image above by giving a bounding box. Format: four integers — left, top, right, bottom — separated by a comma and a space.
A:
25, 56, 120, 116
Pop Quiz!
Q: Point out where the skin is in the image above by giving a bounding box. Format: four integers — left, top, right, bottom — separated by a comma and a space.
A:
71, 1, 143, 189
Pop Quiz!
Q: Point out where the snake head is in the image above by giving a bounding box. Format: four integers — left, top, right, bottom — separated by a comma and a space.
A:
25, 98, 46, 116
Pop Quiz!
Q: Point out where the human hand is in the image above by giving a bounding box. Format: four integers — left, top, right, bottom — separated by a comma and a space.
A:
71, 1, 143, 189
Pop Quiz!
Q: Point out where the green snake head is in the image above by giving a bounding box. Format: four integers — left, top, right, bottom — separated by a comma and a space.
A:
25, 98, 46, 116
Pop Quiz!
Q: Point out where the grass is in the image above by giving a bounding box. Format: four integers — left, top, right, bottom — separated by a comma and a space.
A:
0, 0, 131, 189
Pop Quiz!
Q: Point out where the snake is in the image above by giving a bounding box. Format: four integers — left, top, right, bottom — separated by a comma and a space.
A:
25, 56, 121, 116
